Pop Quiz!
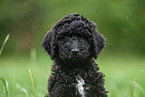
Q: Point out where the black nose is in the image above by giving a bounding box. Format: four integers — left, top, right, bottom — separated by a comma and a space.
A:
71, 49, 79, 54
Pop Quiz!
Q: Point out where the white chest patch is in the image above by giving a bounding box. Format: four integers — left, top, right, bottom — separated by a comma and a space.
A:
76, 75, 85, 97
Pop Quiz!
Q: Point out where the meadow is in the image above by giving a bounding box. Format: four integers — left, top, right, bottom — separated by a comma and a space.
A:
0, 51, 145, 97
1, 0, 145, 97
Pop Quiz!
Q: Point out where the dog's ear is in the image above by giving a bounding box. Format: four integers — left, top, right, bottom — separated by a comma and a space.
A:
92, 29, 105, 59
42, 31, 55, 59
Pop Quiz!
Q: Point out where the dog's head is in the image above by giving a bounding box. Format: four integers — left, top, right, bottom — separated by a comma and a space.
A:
42, 13, 105, 63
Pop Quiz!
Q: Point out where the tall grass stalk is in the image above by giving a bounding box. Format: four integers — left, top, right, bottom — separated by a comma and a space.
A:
29, 68, 36, 97
0, 78, 11, 97
0, 34, 10, 55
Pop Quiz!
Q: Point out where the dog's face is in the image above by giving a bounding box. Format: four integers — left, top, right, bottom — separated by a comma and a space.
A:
42, 13, 105, 64
57, 36, 93, 65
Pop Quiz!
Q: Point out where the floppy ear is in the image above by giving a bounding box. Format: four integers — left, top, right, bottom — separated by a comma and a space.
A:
42, 31, 55, 59
92, 29, 105, 59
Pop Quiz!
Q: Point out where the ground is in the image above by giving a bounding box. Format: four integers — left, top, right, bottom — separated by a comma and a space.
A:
0, 52, 145, 97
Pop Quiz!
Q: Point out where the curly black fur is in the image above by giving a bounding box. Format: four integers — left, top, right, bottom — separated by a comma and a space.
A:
42, 13, 107, 97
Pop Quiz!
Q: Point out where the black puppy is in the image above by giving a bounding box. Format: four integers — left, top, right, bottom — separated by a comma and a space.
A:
42, 13, 107, 97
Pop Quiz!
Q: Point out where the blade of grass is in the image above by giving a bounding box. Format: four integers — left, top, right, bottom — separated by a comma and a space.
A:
0, 78, 11, 97
29, 68, 36, 97
130, 81, 135, 97
0, 89, 5, 94
131, 80, 145, 96
0, 34, 10, 55
16, 83, 29, 97
6, 81, 10, 96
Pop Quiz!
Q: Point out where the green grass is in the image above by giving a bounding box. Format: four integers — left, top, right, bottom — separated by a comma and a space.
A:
0, 34, 10, 55
0, 53, 145, 97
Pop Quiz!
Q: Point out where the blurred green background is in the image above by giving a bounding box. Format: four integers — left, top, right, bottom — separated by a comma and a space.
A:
0, 0, 145, 97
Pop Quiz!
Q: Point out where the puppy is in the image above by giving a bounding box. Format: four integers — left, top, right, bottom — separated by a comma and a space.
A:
42, 13, 107, 97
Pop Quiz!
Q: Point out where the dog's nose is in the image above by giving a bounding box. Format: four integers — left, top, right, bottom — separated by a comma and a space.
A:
71, 49, 79, 54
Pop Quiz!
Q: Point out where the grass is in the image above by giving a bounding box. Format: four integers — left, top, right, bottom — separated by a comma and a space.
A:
0, 52, 145, 97
0, 34, 10, 55
0, 78, 10, 97
29, 68, 36, 97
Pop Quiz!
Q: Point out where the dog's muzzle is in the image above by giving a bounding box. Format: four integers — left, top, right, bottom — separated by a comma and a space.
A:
71, 49, 80, 55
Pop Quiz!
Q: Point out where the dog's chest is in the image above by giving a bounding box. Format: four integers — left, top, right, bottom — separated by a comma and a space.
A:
76, 75, 86, 97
